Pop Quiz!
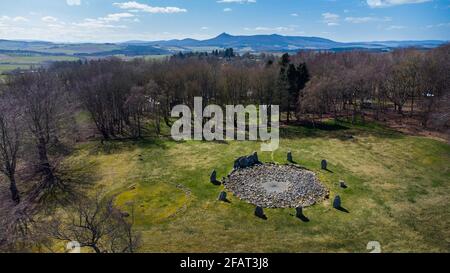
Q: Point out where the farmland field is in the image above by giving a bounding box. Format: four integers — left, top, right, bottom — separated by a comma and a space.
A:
0, 55, 80, 73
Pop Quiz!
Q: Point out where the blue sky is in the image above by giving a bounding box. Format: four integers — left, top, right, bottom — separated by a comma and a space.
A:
0, 0, 449, 42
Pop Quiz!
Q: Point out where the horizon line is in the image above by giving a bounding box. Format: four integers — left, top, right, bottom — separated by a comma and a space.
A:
1, 32, 448, 45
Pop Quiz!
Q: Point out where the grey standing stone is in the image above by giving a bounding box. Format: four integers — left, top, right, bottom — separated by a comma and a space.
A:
234, 153, 260, 169
254, 206, 266, 219
321, 160, 327, 170
210, 170, 217, 184
218, 191, 227, 202
333, 195, 341, 209
252, 151, 259, 163
295, 207, 303, 218
287, 151, 293, 162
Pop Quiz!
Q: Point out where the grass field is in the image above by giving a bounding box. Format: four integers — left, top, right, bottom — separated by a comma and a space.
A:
0, 55, 80, 74
64, 120, 450, 253
0, 54, 167, 74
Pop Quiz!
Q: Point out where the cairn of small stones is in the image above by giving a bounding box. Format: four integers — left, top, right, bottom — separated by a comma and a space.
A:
223, 162, 329, 208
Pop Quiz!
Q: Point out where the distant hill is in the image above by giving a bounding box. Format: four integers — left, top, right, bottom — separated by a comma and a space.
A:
124, 33, 447, 52
0, 34, 447, 57
75, 45, 170, 57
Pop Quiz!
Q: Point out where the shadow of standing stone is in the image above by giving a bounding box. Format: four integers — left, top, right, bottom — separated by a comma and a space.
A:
210, 170, 221, 185
255, 206, 267, 220
218, 191, 230, 203
295, 207, 310, 222
339, 180, 348, 189
333, 195, 349, 213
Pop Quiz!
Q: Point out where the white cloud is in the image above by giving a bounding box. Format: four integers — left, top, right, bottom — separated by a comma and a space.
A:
41, 16, 58, 22
217, 0, 256, 3
0, 16, 29, 22
113, 1, 187, 13
345, 16, 391, 23
244, 26, 295, 32
72, 13, 135, 29
367, 0, 431, 8
322, 12, 340, 26
386, 25, 406, 30
101, 13, 135, 22
223, 8, 233, 12
291, 13, 299, 17
66, 0, 81, 6
13, 16, 28, 22
73, 19, 126, 29
201, 26, 209, 30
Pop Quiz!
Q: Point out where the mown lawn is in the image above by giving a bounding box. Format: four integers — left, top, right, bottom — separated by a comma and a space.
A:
64, 121, 450, 253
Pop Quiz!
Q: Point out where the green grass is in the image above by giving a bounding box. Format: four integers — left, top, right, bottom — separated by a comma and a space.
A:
0, 55, 79, 64
0, 64, 31, 73
64, 120, 450, 253
0, 55, 80, 74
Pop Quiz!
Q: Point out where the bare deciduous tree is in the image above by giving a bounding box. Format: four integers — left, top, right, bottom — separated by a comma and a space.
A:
10, 71, 64, 193
0, 96, 21, 203
49, 193, 140, 253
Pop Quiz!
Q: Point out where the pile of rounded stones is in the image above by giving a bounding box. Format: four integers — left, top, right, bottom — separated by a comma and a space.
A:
223, 163, 329, 208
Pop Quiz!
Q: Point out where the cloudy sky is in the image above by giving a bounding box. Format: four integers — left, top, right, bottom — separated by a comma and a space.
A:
0, 0, 449, 42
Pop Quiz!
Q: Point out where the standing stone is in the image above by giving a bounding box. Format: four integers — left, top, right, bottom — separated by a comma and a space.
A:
233, 158, 240, 170
333, 195, 341, 209
253, 151, 259, 163
239, 157, 249, 168
218, 191, 227, 202
295, 207, 303, 218
339, 180, 348, 189
287, 151, 293, 162
210, 170, 218, 184
321, 160, 327, 170
254, 206, 266, 219
234, 153, 260, 170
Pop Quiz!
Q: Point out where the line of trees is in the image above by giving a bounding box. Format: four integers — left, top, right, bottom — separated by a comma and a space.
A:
295, 45, 450, 128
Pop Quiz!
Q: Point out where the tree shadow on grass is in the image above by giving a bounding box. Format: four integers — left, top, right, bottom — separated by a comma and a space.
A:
300, 121, 350, 131
281, 120, 405, 140
86, 137, 169, 156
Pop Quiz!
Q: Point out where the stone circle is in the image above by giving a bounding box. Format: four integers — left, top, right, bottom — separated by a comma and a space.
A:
223, 163, 329, 208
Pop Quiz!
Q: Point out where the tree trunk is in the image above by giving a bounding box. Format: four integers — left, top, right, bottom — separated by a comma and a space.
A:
92, 244, 102, 253
9, 175, 20, 204
38, 139, 56, 188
